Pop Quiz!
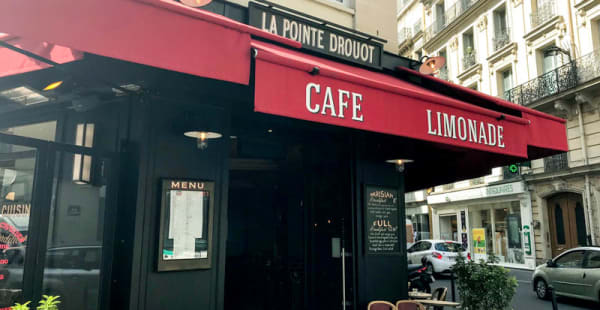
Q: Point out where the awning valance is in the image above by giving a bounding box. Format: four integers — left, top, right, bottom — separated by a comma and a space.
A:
252, 40, 567, 159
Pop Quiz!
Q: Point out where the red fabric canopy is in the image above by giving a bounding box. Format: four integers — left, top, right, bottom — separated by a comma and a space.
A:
0, 0, 299, 85
0, 34, 82, 78
252, 40, 568, 159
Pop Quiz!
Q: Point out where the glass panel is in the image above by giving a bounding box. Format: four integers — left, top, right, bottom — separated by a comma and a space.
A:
0, 143, 36, 307
0, 121, 56, 142
439, 215, 457, 241
469, 209, 493, 257
41, 151, 110, 310
584, 251, 600, 269
555, 250, 584, 268
502, 70, 513, 93
575, 202, 587, 246
434, 242, 463, 252
555, 204, 566, 244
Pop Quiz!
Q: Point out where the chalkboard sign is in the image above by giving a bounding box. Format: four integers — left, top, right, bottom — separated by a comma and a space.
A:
364, 185, 400, 255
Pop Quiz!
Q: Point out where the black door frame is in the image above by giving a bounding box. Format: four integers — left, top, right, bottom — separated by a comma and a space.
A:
0, 132, 119, 309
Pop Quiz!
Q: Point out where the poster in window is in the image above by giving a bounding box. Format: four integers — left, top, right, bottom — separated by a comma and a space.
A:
158, 179, 214, 271
364, 185, 401, 255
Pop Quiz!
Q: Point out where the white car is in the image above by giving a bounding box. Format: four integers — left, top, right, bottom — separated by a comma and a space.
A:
407, 239, 470, 274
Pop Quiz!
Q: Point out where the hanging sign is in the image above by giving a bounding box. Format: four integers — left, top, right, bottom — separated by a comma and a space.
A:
248, 2, 383, 68
472, 228, 486, 254
364, 185, 400, 255
157, 179, 215, 271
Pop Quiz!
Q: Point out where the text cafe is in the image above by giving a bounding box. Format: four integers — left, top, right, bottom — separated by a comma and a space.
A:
0, 1, 567, 310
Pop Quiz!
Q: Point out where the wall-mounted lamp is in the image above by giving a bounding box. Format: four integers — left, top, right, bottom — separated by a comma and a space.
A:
180, 0, 212, 7
42, 80, 63, 91
73, 123, 95, 184
385, 159, 414, 172
184, 131, 222, 150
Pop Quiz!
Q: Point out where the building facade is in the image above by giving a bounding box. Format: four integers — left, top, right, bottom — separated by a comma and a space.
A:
399, 0, 600, 266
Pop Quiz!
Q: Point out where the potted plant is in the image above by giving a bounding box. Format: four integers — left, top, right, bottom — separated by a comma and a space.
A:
10, 295, 60, 310
453, 255, 517, 310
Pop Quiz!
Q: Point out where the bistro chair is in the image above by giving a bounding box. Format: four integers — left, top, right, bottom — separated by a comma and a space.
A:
430, 287, 448, 310
367, 300, 395, 310
395, 300, 426, 310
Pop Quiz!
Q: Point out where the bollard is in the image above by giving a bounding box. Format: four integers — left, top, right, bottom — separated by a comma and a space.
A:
450, 270, 456, 302
549, 285, 559, 310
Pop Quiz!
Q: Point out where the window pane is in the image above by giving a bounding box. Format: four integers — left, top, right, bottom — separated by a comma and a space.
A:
554, 204, 566, 244
0, 121, 56, 142
0, 143, 36, 307
584, 251, 600, 269
575, 202, 587, 246
555, 251, 585, 268
434, 242, 463, 252
42, 151, 111, 310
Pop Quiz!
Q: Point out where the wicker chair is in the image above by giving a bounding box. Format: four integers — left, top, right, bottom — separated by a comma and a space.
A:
367, 300, 396, 310
395, 300, 426, 310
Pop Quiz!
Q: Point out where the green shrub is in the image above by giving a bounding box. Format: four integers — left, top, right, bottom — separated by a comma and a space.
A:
453, 255, 517, 310
11, 295, 60, 310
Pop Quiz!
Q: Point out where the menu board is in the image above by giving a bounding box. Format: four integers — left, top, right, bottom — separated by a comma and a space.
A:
158, 179, 214, 271
365, 186, 400, 255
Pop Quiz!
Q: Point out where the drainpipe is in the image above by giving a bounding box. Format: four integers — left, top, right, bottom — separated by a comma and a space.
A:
577, 102, 596, 244
566, 0, 578, 58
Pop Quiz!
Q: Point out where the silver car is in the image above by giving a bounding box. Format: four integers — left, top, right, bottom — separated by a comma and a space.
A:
532, 247, 600, 303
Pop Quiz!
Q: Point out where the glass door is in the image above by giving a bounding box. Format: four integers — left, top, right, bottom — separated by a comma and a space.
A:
0, 133, 117, 310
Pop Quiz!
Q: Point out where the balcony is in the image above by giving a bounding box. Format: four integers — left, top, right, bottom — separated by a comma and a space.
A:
398, 27, 412, 45
531, 0, 557, 29
544, 153, 568, 173
504, 49, 600, 106
492, 28, 511, 52
462, 50, 476, 71
445, 0, 479, 26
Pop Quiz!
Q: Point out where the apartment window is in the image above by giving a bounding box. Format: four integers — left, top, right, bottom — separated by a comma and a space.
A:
439, 49, 449, 80
462, 30, 475, 70
493, 6, 510, 51
327, 0, 353, 8
435, 1, 446, 33
542, 47, 560, 73
501, 69, 513, 94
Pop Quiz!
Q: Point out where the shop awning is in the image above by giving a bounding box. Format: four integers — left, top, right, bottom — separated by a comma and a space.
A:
0, 34, 83, 78
252, 40, 568, 159
0, 0, 299, 85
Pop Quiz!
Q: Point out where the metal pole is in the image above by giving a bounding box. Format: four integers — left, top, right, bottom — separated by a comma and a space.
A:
549, 285, 558, 310
450, 271, 456, 302
341, 246, 346, 310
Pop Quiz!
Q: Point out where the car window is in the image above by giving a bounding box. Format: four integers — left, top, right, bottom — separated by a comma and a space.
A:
408, 242, 420, 253
554, 250, 585, 268
420, 241, 431, 251
435, 242, 463, 252
583, 250, 600, 269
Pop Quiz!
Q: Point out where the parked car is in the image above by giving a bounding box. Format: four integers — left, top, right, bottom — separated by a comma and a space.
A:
532, 246, 600, 303
407, 240, 470, 274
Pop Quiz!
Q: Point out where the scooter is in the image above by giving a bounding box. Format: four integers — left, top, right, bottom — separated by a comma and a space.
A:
407, 263, 434, 293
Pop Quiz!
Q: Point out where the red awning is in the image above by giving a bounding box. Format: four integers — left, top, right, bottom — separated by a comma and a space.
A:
0, 0, 299, 85
252, 40, 568, 159
0, 34, 82, 78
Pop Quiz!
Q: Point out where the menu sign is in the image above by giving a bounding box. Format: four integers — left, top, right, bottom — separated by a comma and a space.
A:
365, 186, 400, 255
157, 179, 214, 271
248, 2, 383, 69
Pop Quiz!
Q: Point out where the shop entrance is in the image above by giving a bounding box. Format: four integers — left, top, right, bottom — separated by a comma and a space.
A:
224, 118, 354, 310
0, 132, 117, 310
547, 193, 587, 257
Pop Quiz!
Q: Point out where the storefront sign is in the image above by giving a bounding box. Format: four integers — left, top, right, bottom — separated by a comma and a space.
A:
364, 186, 400, 255
248, 2, 383, 68
523, 225, 532, 255
157, 179, 214, 271
0, 203, 30, 217
472, 228, 486, 254
427, 110, 505, 149
427, 181, 525, 205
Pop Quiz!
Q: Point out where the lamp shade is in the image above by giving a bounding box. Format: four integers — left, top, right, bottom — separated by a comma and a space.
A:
180, 0, 212, 7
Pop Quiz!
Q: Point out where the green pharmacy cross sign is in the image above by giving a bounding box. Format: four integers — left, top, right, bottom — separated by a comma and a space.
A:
508, 164, 519, 173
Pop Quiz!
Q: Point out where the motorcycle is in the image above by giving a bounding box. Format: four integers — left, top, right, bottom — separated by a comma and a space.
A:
407, 263, 434, 293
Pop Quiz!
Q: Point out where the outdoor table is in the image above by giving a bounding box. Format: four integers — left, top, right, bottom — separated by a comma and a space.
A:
416, 299, 461, 308
408, 291, 432, 299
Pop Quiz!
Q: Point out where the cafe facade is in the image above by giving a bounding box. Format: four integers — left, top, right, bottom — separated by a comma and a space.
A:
0, 1, 567, 310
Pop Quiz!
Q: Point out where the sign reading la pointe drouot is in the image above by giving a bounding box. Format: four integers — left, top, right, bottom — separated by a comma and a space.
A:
248, 2, 383, 69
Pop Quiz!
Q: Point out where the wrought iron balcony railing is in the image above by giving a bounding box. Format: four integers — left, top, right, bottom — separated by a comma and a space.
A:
492, 28, 511, 52
413, 19, 422, 37
424, 18, 446, 42
531, 0, 557, 29
544, 153, 568, 173
398, 27, 412, 45
462, 51, 476, 71
504, 49, 600, 106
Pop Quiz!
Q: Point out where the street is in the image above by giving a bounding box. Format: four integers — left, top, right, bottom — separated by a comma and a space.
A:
431, 269, 599, 309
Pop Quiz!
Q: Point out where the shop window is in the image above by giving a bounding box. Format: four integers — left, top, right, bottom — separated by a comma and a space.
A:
409, 214, 431, 241
0, 121, 56, 142
439, 215, 457, 241
554, 204, 566, 245
493, 203, 524, 264
554, 250, 584, 268
469, 209, 493, 257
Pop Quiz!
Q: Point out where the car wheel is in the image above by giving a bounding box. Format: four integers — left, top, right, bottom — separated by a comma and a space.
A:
535, 278, 549, 300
